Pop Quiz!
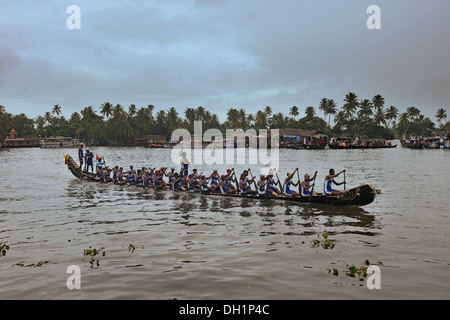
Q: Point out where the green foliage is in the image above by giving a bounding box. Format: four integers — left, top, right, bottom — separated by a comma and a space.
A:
311, 230, 336, 249
84, 246, 106, 268
0, 242, 10, 257
345, 260, 383, 281
357, 122, 394, 140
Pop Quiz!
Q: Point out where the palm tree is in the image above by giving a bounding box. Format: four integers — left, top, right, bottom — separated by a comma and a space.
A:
166, 107, 180, 131
406, 106, 421, 121
372, 95, 385, 112
100, 102, 113, 119
436, 108, 447, 128
44, 112, 52, 126
385, 106, 399, 128
289, 106, 299, 119
343, 92, 359, 119
112, 104, 124, 117
184, 107, 196, 124
305, 106, 316, 118
226, 108, 240, 128
325, 99, 338, 126
357, 99, 373, 122
264, 106, 272, 119
254, 110, 268, 130
318, 98, 328, 122
52, 104, 62, 116
34, 115, 46, 133
128, 104, 137, 117
398, 112, 410, 135
372, 108, 387, 126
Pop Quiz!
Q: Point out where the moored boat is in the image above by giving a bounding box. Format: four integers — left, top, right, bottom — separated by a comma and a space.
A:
443, 140, 450, 149
64, 154, 377, 207
40, 137, 82, 149
401, 140, 424, 149
424, 138, 441, 149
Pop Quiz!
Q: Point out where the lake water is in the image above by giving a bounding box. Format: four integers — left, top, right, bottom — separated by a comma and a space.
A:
0, 141, 449, 300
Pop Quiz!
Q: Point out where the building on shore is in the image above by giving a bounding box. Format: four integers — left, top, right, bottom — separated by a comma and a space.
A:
135, 135, 168, 146
277, 128, 329, 149
3, 129, 40, 148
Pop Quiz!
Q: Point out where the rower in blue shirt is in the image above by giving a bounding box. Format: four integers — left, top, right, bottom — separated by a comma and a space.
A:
323, 169, 346, 196
301, 171, 318, 197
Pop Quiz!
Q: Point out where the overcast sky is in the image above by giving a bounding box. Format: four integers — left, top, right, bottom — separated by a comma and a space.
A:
1, 0, 449, 122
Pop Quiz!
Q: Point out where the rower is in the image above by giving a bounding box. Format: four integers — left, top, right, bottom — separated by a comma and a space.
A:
283, 169, 300, 196
154, 170, 167, 189
198, 175, 211, 194
239, 171, 257, 195
207, 170, 221, 193
102, 168, 113, 183
96, 165, 103, 180
116, 167, 127, 185
257, 174, 277, 197
301, 171, 318, 197
167, 168, 176, 189
266, 170, 281, 196
187, 173, 199, 192
135, 169, 143, 187
323, 169, 346, 196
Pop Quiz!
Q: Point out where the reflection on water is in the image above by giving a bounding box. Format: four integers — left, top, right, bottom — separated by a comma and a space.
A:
66, 178, 377, 237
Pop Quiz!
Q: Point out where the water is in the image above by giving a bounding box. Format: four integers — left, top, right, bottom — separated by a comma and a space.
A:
0, 141, 449, 299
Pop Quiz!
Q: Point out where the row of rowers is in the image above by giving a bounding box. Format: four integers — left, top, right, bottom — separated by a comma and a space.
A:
94, 165, 346, 197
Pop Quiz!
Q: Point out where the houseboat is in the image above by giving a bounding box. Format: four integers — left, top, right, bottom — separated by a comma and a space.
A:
40, 137, 82, 149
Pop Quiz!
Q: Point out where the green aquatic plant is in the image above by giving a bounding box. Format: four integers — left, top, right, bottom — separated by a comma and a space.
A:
84, 246, 106, 267
13, 261, 49, 268
311, 230, 336, 249
346, 260, 383, 281
1, 242, 10, 257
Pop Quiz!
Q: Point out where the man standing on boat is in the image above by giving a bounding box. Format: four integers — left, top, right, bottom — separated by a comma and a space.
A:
85, 148, 94, 173
180, 152, 190, 185
78, 144, 84, 170
323, 169, 346, 196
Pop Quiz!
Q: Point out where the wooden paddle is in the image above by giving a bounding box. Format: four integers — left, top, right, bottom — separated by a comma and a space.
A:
344, 170, 346, 190
296, 168, 301, 194
231, 168, 240, 193
274, 168, 283, 192
248, 169, 258, 189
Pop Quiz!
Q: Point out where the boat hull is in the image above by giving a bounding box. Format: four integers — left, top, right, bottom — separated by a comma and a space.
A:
64, 155, 377, 207
443, 141, 450, 149
401, 142, 424, 149
424, 142, 441, 149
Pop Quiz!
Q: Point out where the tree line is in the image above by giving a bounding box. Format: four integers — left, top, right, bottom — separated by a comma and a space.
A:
1, 93, 448, 145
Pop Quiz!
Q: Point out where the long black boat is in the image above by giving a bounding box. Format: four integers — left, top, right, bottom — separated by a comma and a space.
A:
64, 154, 377, 207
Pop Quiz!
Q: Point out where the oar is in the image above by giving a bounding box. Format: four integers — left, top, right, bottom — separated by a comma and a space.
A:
231, 169, 240, 193
344, 170, 346, 191
248, 169, 258, 189
296, 168, 301, 194
274, 168, 283, 193
309, 177, 316, 201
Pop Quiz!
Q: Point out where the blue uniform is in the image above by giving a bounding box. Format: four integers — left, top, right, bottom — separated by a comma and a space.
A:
324, 178, 334, 195
302, 180, 312, 196
283, 180, 296, 195
258, 181, 266, 196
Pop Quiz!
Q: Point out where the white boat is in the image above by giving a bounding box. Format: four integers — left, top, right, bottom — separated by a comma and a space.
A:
40, 137, 83, 149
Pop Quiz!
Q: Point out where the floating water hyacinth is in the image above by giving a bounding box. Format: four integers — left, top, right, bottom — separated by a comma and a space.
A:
0, 242, 10, 257
84, 246, 106, 267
